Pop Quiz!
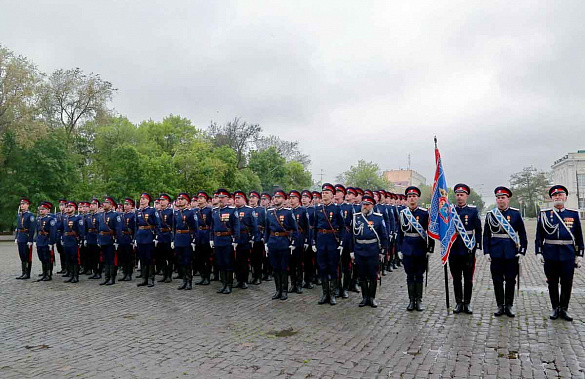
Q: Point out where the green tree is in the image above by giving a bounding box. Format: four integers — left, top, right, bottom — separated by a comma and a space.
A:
282, 161, 312, 191
336, 160, 390, 190
248, 147, 287, 192
509, 166, 550, 217
208, 117, 261, 168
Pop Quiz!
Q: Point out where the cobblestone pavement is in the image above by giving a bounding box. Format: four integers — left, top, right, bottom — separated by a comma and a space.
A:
2, 219, 585, 378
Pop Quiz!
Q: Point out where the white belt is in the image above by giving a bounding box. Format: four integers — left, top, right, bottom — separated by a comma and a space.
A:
492, 233, 510, 239
544, 239, 573, 246
404, 233, 422, 238
355, 238, 378, 245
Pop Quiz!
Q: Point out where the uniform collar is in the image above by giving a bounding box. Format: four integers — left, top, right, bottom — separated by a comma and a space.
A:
554, 207, 565, 213
456, 204, 467, 209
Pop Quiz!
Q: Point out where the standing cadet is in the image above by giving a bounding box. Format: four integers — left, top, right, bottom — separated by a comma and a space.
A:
289, 190, 309, 294
260, 193, 274, 281
55, 199, 67, 274
233, 191, 258, 289
264, 189, 298, 301
118, 198, 136, 281
87, 199, 102, 279
35, 201, 57, 282
483, 186, 527, 317
15, 197, 35, 280
301, 190, 315, 289
174, 193, 198, 290
396, 187, 435, 311
312, 183, 345, 305
78, 202, 90, 274
535, 185, 584, 321
349, 188, 364, 292
194, 192, 212, 285
335, 184, 354, 299
156, 193, 174, 283
97, 196, 121, 286
59, 201, 85, 283
383, 192, 398, 272
450, 184, 482, 314
352, 195, 388, 307
211, 189, 240, 294
136, 193, 159, 288
311, 191, 322, 285
249, 191, 265, 285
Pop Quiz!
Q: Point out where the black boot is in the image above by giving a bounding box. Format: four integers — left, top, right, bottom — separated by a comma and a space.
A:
280, 272, 289, 301
494, 305, 505, 317
560, 308, 573, 321
106, 266, 117, 285
147, 265, 155, 287
70, 265, 79, 283
505, 305, 515, 318
177, 276, 188, 290
463, 303, 473, 314
217, 271, 227, 293
288, 271, 298, 294
99, 265, 110, 285
453, 303, 464, 314
550, 307, 560, 320
369, 280, 378, 308
22, 262, 31, 279
359, 280, 369, 307
45, 263, 53, 281
406, 283, 416, 311
62, 263, 71, 277
329, 280, 337, 305
222, 271, 233, 294
493, 283, 505, 316
415, 282, 424, 311
341, 275, 350, 299
296, 270, 303, 294
272, 271, 282, 300
136, 265, 144, 279
36, 263, 47, 282
318, 280, 329, 305
195, 266, 206, 285
185, 269, 193, 290
16, 262, 25, 279
137, 265, 149, 287
158, 262, 167, 282
349, 279, 360, 293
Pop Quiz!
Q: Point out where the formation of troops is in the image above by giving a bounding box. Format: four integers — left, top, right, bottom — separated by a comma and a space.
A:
13, 182, 584, 320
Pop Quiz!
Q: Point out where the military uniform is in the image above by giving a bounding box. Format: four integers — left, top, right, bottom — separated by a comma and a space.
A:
535, 185, 584, 321
55, 199, 67, 274
118, 198, 136, 281
353, 195, 388, 307
86, 200, 102, 279
96, 197, 121, 286
211, 189, 240, 294
450, 184, 482, 314
312, 183, 345, 305
174, 193, 199, 290
249, 191, 265, 285
300, 190, 315, 289
233, 191, 259, 289
194, 192, 213, 285
136, 193, 160, 288
336, 185, 354, 299
14, 197, 36, 280
58, 202, 85, 283
397, 186, 435, 311
155, 194, 174, 282
35, 202, 57, 281
483, 186, 527, 317
264, 189, 298, 301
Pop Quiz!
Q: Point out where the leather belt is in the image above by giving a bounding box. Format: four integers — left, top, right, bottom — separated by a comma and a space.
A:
544, 239, 573, 245
492, 233, 510, 239
199, 226, 210, 230
214, 231, 233, 237
318, 229, 336, 234
122, 231, 132, 235
99, 231, 115, 235
38, 231, 49, 236
18, 229, 29, 232
64, 232, 77, 236
139, 226, 154, 230
355, 238, 378, 245
271, 232, 289, 237
160, 228, 171, 233
88, 228, 97, 232
176, 230, 190, 234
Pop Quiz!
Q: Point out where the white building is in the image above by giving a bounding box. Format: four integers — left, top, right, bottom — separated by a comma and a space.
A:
550, 150, 585, 216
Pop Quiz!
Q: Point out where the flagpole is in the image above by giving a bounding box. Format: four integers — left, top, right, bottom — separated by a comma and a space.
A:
435, 136, 450, 312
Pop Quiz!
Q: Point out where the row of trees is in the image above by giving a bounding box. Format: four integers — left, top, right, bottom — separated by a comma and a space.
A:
0, 46, 312, 230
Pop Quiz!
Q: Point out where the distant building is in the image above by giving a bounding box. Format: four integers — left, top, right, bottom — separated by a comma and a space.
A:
550, 150, 585, 216
383, 169, 426, 192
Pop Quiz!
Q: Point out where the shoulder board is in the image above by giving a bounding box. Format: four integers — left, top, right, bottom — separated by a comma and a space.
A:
267, 208, 275, 211
284, 207, 292, 210
467, 205, 476, 208
228, 206, 235, 209
418, 207, 428, 212
212, 206, 219, 210
373, 212, 382, 216
510, 207, 519, 211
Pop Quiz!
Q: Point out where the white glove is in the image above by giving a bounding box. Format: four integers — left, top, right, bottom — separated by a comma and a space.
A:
14, 238, 17, 244
398, 252, 403, 260
50, 244, 55, 249
132, 240, 137, 248
515, 253, 523, 264
289, 245, 294, 255
312, 245, 317, 253
576, 256, 582, 268
232, 242, 238, 249
27, 242, 33, 248
537, 253, 545, 264
154, 240, 158, 247
114, 243, 119, 250
426, 252, 431, 258
304, 243, 308, 250
350, 252, 355, 260
338, 245, 343, 256
486, 254, 492, 262
84, 240, 87, 247
210, 240, 214, 248
379, 254, 384, 261
191, 243, 196, 250
265, 246, 269, 256
171, 242, 175, 249
249, 240, 254, 247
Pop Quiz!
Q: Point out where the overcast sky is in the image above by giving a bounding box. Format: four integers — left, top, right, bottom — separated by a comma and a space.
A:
2, 1, 585, 199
